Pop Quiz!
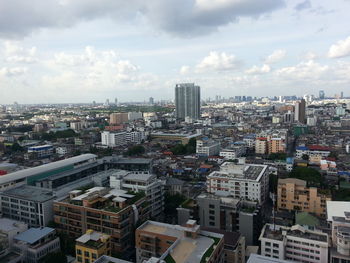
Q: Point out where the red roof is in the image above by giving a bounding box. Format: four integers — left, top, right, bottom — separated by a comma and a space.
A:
257, 137, 267, 141
308, 145, 330, 151
163, 151, 173, 155
200, 164, 213, 169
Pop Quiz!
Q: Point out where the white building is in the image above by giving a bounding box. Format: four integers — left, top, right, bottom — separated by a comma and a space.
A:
220, 146, 246, 160
207, 162, 269, 204
101, 131, 127, 147
125, 131, 145, 144
0, 218, 27, 257
326, 201, 350, 263
27, 145, 53, 158
259, 224, 329, 263
70, 121, 83, 131
196, 138, 220, 157
55, 146, 68, 156
110, 170, 164, 219
295, 145, 330, 159
128, 112, 143, 121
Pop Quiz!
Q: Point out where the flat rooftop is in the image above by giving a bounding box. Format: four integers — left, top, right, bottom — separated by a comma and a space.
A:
209, 163, 268, 182
15, 227, 55, 244
2, 185, 55, 202
139, 221, 223, 263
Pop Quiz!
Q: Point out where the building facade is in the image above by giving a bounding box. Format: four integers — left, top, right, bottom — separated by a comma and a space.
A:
175, 83, 201, 120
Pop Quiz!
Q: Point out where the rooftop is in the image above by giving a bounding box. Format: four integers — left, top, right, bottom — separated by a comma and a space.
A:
209, 163, 267, 182
326, 201, 350, 221
138, 220, 223, 263
76, 230, 110, 249
15, 227, 55, 244
0, 218, 27, 232
2, 185, 55, 202
0, 154, 97, 185
247, 254, 293, 263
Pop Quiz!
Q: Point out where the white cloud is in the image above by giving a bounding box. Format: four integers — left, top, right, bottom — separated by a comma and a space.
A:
264, 49, 286, 64
246, 64, 271, 74
179, 65, 190, 75
0, 67, 28, 77
196, 51, 241, 72
302, 51, 318, 60
3, 41, 37, 63
328, 36, 350, 58
275, 60, 329, 80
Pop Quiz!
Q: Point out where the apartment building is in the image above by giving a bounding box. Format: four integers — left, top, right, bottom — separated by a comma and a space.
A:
0, 218, 27, 258
277, 178, 331, 217
13, 227, 60, 263
255, 137, 268, 154
0, 185, 55, 227
75, 230, 111, 263
196, 138, 220, 157
259, 224, 329, 263
110, 113, 128, 125
296, 145, 331, 159
255, 130, 288, 155
101, 131, 127, 147
54, 187, 150, 254
135, 220, 224, 263
207, 162, 269, 204
220, 146, 246, 160
326, 201, 350, 263
110, 170, 164, 219
27, 145, 53, 159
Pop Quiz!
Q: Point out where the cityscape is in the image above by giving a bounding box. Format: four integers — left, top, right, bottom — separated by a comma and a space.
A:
1, 1, 350, 263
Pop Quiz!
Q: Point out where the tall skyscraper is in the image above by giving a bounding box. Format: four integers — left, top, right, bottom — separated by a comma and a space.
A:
295, 99, 306, 124
175, 83, 200, 119
149, 97, 154, 105
319, 90, 325, 99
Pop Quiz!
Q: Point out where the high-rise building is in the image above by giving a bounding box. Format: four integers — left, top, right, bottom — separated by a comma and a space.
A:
319, 90, 325, 99
149, 97, 154, 104
175, 83, 200, 120
294, 99, 306, 124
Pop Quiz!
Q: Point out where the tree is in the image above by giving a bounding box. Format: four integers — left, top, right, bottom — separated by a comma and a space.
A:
42, 251, 67, 263
126, 145, 145, 156
11, 143, 24, 152
289, 167, 323, 187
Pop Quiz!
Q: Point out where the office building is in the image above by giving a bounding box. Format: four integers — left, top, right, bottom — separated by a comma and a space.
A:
326, 201, 350, 263
278, 178, 331, 217
54, 187, 150, 254
27, 145, 53, 159
207, 162, 269, 204
110, 113, 128, 125
0, 185, 55, 227
175, 83, 201, 120
135, 220, 224, 263
259, 224, 329, 263
110, 170, 164, 219
13, 227, 60, 263
295, 99, 306, 124
196, 138, 220, 157
75, 230, 111, 263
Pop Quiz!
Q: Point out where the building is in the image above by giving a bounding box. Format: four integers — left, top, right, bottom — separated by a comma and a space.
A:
110, 113, 128, 125
135, 220, 224, 263
0, 218, 27, 258
128, 112, 143, 121
75, 230, 111, 263
196, 138, 220, 157
54, 187, 150, 254
259, 224, 329, 263
277, 178, 331, 217
13, 227, 60, 263
0, 154, 98, 191
110, 170, 164, 219
27, 145, 53, 159
255, 137, 268, 155
326, 201, 350, 263
207, 162, 269, 204
175, 83, 201, 120
93, 255, 132, 263
0, 185, 55, 227
220, 146, 246, 160
319, 90, 325, 100
295, 99, 306, 124
101, 131, 127, 147
295, 145, 331, 159
195, 193, 263, 246
70, 121, 83, 131
150, 132, 201, 144
247, 254, 294, 263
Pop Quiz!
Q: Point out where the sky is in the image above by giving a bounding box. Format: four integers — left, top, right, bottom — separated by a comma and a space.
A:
0, 0, 349, 104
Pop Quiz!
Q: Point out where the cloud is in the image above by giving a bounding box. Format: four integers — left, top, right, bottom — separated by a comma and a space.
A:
2, 41, 37, 63
196, 51, 241, 72
328, 36, 350, 58
0, 0, 285, 38
246, 64, 271, 74
179, 65, 190, 75
275, 60, 329, 80
0, 67, 28, 77
294, 0, 311, 11
264, 49, 286, 64
302, 51, 318, 60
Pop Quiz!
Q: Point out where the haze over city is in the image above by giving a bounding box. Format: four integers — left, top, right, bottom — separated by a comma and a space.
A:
0, 0, 350, 103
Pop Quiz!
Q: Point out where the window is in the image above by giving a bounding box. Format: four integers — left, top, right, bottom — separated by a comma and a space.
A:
76, 249, 82, 255
85, 259, 90, 263
92, 253, 97, 259
84, 251, 90, 257
77, 256, 82, 262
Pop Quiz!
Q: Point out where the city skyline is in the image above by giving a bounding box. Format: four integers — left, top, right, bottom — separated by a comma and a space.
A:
0, 0, 350, 104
